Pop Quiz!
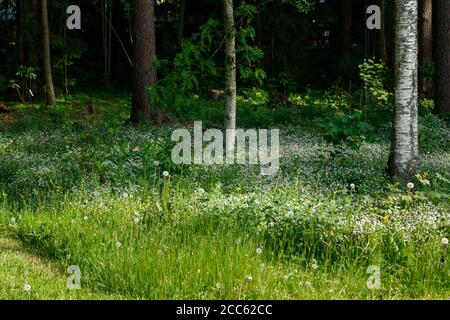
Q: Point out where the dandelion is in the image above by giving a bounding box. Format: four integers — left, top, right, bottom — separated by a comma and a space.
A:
153, 160, 160, 167
407, 182, 414, 189
245, 274, 253, 281
350, 183, 356, 190
133, 217, 140, 224
311, 259, 318, 270
197, 188, 205, 194
287, 210, 294, 217
115, 241, 122, 248
83, 216, 88, 221
122, 192, 129, 199
23, 284, 31, 292
442, 238, 449, 245
133, 210, 139, 216
163, 171, 169, 177
10, 217, 16, 224
256, 247, 263, 255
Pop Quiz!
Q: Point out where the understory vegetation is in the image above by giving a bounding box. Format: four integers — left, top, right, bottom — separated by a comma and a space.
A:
0, 91, 448, 299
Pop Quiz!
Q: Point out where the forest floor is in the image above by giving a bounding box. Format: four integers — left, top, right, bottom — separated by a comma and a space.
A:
0, 91, 449, 300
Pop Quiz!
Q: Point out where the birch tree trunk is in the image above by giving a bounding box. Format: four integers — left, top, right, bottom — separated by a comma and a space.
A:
41, 0, 56, 106
224, 0, 236, 156
389, 0, 419, 180
435, 0, 450, 113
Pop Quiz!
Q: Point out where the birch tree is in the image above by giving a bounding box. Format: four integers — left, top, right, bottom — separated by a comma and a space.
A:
388, 0, 419, 180
224, 0, 236, 157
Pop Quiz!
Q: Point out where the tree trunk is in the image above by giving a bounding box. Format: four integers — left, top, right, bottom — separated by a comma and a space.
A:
378, 0, 389, 64
223, 0, 236, 155
338, 0, 352, 55
435, 0, 450, 113
16, 0, 24, 66
130, 0, 157, 124
177, 0, 186, 51
388, 0, 419, 180
419, 0, 433, 96
41, 0, 56, 106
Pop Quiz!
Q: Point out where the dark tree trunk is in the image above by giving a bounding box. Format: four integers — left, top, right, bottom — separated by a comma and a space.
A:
41, 0, 56, 106
435, 0, 450, 113
16, 0, 24, 65
338, 0, 352, 55
130, 0, 157, 124
378, 0, 389, 63
419, 0, 433, 96
177, 0, 186, 51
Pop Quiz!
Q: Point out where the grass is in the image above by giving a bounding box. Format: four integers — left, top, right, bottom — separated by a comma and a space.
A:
0, 237, 122, 299
0, 91, 449, 300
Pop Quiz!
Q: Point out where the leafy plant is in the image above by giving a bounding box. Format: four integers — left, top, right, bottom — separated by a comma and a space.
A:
9, 66, 38, 103
316, 111, 377, 154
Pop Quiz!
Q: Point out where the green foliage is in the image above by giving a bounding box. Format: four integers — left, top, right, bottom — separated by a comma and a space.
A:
149, 19, 221, 117
419, 113, 450, 152
359, 58, 392, 111
316, 111, 377, 154
9, 66, 38, 103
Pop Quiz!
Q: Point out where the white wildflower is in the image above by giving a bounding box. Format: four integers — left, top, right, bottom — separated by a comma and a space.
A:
442, 238, 449, 245
407, 182, 414, 189
115, 241, 122, 248
23, 284, 31, 292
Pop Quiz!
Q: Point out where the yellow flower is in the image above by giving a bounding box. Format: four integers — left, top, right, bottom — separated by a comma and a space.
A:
383, 215, 390, 222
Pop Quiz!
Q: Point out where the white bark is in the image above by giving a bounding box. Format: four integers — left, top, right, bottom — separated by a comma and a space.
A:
224, 0, 236, 159
391, 0, 419, 179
